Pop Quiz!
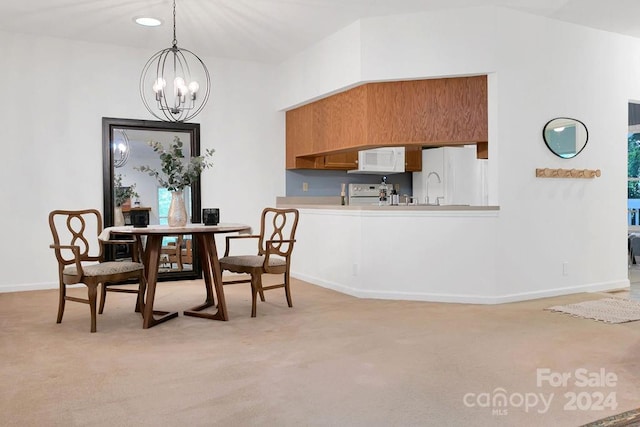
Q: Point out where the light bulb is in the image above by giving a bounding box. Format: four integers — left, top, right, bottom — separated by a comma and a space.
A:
174, 77, 186, 88
174, 77, 186, 97
118, 142, 127, 152
153, 77, 166, 93
188, 81, 199, 94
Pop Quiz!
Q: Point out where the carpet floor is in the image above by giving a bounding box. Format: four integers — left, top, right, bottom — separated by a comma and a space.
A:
1, 277, 640, 426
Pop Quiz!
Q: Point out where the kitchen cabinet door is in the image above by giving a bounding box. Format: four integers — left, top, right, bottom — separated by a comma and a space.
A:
286, 104, 315, 168
322, 152, 358, 169
405, 148, 422, 172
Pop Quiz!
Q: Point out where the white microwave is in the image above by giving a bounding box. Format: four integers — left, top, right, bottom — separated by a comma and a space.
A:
347, 147, 406, 174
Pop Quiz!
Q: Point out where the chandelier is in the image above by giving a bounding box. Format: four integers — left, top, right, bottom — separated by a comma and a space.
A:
139, 0, 210, 122
113, 129, 130, 168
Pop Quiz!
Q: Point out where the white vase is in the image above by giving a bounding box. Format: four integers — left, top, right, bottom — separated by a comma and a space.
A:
114, 206, 125, 226
168, 190, 188, 227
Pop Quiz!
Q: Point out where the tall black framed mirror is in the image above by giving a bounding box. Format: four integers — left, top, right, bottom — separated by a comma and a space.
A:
102, 117, 202, 281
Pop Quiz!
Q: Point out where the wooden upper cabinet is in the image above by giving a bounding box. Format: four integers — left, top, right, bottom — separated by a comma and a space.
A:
405, 147, 422, 172
322, 152, 358, 169
318, 86, 367, 153
286, 76, 487, 169
366, 78, 488, 145
285, 103, 315, 169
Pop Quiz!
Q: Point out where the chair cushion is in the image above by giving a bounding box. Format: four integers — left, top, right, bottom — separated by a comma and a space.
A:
219, 255, 286, 268
64, 261, 144, 277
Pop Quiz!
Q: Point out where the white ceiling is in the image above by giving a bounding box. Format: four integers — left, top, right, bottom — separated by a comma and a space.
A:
2, 0, 640, 63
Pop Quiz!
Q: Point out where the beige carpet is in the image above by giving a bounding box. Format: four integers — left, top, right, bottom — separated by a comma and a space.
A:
1, 279, 640, 426
547, 298, 640, 324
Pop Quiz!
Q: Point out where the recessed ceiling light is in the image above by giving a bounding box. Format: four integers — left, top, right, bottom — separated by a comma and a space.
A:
134, 17, 162, 27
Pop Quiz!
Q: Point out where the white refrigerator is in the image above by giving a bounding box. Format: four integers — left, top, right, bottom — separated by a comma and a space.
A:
412, 145, 488, 206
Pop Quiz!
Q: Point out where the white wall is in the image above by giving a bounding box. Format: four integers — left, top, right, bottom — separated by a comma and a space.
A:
277, 20, 363, 108
277, 6, 640, 300
0, 30, 283, 292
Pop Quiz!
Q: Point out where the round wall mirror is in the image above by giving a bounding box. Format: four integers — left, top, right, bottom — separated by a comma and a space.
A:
542, 117, 588, 159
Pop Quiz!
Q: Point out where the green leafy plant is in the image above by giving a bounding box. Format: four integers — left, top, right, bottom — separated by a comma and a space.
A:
629, 133, 640, 199
114, 173, 139, 207
136, 136, 215, 192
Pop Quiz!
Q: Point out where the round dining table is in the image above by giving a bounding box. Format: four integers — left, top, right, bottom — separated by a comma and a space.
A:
104, 223, 251, 328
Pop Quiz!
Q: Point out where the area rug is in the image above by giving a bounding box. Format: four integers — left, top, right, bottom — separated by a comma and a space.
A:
546, 298, 640, 324
580, 407, 640, 426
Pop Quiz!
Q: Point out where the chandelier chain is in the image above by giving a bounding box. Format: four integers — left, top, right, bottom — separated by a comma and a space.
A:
172, 0, 177, 48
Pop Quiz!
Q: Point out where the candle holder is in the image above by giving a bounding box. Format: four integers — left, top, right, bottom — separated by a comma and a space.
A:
202, 208, 220, 226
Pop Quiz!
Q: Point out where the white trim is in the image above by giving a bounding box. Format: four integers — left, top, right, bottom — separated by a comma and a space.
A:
0, 282, 91, 293
291, 272, 630, 305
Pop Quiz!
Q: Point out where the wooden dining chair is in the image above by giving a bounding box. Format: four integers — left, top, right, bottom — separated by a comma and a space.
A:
219, 208, 299, 317
48, 209, 146, 332
181, 238, 193, 267
161, 237, 183, 271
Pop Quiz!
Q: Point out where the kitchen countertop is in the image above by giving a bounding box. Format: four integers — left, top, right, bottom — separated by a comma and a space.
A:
279, 204, 499, 211
276, 197, 499, 211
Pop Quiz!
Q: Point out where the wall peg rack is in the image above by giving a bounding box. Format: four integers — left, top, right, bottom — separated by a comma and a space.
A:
535, 168, 601, 179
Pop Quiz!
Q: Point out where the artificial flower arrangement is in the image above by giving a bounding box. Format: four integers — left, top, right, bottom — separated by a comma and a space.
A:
135, 136, 214, 191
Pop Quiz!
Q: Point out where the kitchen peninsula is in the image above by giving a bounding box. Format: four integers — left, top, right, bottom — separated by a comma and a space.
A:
282, 74, 502, 303
277, 199, 501, 304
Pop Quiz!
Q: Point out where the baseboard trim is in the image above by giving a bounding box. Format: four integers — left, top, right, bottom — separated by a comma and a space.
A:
5, 276, 630, 303
291, 272, 631, 304
0, 282, 70, 293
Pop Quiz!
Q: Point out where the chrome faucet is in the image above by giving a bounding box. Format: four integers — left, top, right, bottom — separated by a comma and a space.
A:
426, 171, 442, 205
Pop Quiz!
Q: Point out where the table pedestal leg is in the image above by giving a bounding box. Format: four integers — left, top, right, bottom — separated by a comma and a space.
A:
142, 235, 179, 328
183, 233, 229, 321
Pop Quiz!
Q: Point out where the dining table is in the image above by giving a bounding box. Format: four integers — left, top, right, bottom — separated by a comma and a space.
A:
102, 223, 251, 328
